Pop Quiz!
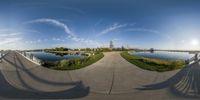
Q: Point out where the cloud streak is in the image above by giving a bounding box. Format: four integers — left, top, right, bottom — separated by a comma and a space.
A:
124, 28, 159, 34
0, 32, 21, 37
124, 28, 172, 39
98, 23, 127, 36
0, 37, 22, 45
0, 30, 23, 49
25, 18, 75, 37
26, 18, 102, 47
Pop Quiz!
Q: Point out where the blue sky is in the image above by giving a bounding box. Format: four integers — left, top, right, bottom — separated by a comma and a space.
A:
1, 0, 200, 50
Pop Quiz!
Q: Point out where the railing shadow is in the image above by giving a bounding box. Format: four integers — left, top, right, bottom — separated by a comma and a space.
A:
0, 51, 9, 63
0, 52, 90, 99
136, 61, 200, 98
0, 72, 89, 99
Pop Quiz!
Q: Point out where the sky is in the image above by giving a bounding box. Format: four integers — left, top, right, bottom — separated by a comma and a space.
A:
1, 0, 200, 50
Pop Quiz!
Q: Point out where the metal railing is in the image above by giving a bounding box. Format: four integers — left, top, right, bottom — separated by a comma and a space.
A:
17, 51, 43, 65
185, 53, 200, 65
0, 50, 9, 63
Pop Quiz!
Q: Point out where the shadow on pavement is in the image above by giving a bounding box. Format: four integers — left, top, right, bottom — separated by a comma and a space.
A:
136, 61, 200, 98
0, 72, 89, 99
3, 53, 74, 86
0, 52, 90, 99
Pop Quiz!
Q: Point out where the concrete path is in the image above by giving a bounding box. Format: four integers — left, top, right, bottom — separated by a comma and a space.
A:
0, 51, 200, 100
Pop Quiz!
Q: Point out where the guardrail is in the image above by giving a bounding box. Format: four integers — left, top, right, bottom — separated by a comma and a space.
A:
16, 51, 43, 65
185, 53, 200, 65
0, 50, 9, 63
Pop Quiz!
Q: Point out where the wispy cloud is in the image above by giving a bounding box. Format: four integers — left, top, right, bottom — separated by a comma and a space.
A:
0, 30, 22, 39
0, 37, 22, 45
124, 28, 160, 34
94, 19, 103, 27
0, 30, 23, 49
25, 39, 42, 44
25, 18, 75, 37
0, 32, 21, 37
124, 28, 172, 39
68, 35, 101, 46
25, 37, 65, 44
26, 18, 102, 47
98, 23, 127, 36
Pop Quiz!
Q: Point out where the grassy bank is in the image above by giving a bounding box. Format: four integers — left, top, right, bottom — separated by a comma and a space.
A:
120, 51, 185, 72
43, 52, 104, 70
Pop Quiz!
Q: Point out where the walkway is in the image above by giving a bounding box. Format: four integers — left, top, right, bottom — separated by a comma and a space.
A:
0, 51, 199, 100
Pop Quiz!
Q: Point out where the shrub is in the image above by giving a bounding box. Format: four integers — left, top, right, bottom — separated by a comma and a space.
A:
59, 60, 69, 68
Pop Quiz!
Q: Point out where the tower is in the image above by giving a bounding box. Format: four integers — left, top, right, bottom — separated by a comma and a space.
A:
110, 41, 114, 49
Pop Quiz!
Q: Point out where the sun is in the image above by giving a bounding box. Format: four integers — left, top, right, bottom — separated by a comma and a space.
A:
191, 39, 199, 46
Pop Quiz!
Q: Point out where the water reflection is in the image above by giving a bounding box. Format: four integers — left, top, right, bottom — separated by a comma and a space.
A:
131, 51, 194, 60
26, 51, 84, 62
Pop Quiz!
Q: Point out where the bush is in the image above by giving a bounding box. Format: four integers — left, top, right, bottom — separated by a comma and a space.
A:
59, 60, 69, 68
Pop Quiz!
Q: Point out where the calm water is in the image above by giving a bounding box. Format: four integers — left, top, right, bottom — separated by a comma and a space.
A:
26, 51, 84, 61
131, 51, 195, 60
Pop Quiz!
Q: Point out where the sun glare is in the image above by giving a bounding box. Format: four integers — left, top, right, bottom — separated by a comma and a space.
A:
191, 39, 199, 46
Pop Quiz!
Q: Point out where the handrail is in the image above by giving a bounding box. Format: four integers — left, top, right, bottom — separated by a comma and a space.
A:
16, 51, 43, 65
0, 50, 9, 63
185, 53, 200, 65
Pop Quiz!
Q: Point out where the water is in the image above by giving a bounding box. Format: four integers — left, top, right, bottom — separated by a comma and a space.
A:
26, 51, 85, 62
130, 51, 195, 60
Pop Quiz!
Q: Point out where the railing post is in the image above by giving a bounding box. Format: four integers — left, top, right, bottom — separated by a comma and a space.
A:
186, 53, 200, 65
0, 50, 2, 63
195, 53, 198, 61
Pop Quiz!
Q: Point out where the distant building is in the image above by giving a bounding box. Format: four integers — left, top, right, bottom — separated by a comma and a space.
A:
110, 41, 114, 49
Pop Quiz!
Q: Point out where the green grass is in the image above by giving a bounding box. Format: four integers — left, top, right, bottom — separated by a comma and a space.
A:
43, 52, 104, 70
120, 51, 185, 72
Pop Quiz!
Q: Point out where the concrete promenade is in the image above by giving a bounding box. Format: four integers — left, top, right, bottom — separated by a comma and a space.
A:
0, 51, 199, 100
